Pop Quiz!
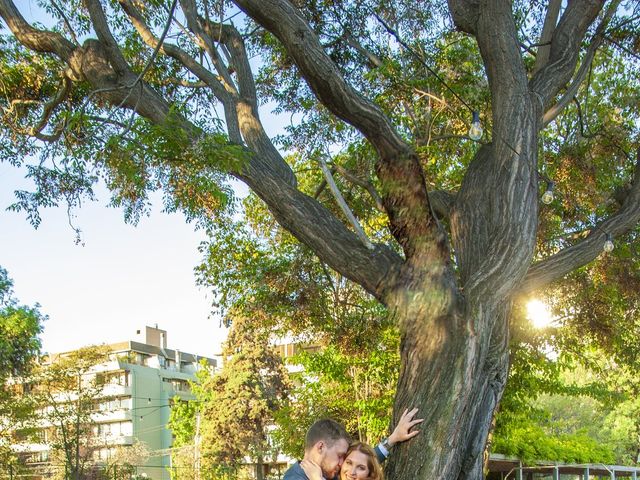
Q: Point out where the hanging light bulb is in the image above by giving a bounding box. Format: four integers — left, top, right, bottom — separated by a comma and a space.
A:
541, 181, 555, 204
468, 111, 483, 141
603, 233, 614, 253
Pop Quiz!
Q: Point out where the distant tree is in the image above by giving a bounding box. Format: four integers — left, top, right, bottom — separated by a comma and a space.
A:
170, 318, 289, 480
0, 267, 43, 377
26, 345, 109, 480
0, 266, 44, 465
273, 331, 399, 459
493, 292, 640, 465
603, 397, 640, 465
101, 440, 151, 480
493, 359, 617, 464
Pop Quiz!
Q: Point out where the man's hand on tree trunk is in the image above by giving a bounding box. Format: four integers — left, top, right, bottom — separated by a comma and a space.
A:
387, 408, 424, 447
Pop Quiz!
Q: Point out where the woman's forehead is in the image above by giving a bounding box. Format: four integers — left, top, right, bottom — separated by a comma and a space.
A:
346, 450, 370, 465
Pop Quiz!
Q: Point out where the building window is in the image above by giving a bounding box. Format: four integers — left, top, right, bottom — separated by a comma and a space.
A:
95, 397, 132, 412
94, 421, 133, 439
163, 378, 190, 392
96, 371, 129, 387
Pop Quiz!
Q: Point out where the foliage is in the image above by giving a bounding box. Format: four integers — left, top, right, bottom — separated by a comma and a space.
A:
196, 192, 400, 458
603, 397, 640, 465
0, 266, 44, 379
493, 422, 616, 465
494, 295, 640, 465
196, 199, 390, 351
273, 328, 399, 459
494, 361, 617, 465
0, 266, 44, 466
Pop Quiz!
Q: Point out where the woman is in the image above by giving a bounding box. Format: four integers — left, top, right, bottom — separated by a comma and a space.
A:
340, 442, 384, 480
302, 441, 384, 480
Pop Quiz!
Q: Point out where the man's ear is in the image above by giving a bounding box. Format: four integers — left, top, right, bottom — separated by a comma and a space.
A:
314, 440, 325, 454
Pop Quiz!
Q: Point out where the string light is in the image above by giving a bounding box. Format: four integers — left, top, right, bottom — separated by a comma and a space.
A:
603, 233, 614, 252
541, 181, 555, 204
468, 111, 483, 141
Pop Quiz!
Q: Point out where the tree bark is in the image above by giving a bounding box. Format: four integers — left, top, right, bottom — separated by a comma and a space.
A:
383, 263, 510, 480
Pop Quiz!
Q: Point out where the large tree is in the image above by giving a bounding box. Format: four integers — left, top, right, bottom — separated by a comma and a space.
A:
1, 1, 639, 480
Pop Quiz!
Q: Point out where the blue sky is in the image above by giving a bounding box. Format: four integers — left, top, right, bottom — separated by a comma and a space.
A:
1, 162, 229, 357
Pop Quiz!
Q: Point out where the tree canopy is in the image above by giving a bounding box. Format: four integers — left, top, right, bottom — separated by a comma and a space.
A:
1, 1, 639, 479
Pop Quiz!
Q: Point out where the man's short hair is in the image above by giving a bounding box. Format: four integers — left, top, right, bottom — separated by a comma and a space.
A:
304, 419, 351, 450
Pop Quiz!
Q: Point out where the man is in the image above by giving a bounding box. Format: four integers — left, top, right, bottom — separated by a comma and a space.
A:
283, 408, 423, 480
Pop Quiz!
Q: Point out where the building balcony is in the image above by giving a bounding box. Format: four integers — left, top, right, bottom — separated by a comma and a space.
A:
11, 443, 48, 453
93, 434, 134, 446
100, 384, 131, 397
92, 409, 132, 423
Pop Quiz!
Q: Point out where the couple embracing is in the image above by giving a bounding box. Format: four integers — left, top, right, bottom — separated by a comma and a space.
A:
284, 408, 423, 480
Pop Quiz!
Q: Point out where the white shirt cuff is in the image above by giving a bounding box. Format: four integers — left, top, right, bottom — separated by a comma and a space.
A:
377, 442, 389, 457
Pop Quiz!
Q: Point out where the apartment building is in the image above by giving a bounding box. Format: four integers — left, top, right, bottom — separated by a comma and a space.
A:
17, 326, 216, 480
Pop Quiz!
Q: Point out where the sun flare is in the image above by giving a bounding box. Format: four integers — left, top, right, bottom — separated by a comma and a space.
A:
526, 299, 554, 328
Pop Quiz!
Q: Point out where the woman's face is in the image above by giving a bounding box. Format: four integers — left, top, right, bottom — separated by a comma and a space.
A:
340, 450, 370, 480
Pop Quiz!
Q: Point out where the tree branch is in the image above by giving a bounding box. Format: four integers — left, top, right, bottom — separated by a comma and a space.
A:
529, 0, 607, 112
117, 0, 242, 143
234, 0, 441, 261
2, 74, 72, 143
2, 0, 404, 301
317, 156, 374, 251
331, 163, 385, 213
50, 0, 80, 46
200, 19, 258, 107
522, 148, 640, 293
179, 0, 237, 96
449, 2, 541, 300
0, 0, 76, 60
124, 1, 402, 297
116, 0, 227, 100
233, 0, 409, 157
605, 34, 640, 61
429, 190, 456, 220
316, 163, 455, 220
343, 31, 383, 68
572, 97, 599, 139
160, 78, 207, 88
541, 1, 619, 127
531, 0, 562, 75
84, 0, 132, 75
447, 0, 480, 35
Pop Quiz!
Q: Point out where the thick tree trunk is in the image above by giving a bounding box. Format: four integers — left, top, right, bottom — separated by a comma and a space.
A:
384, 277, 511, 480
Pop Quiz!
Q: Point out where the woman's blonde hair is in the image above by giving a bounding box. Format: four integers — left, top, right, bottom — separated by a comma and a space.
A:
345, 442, 384, 480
